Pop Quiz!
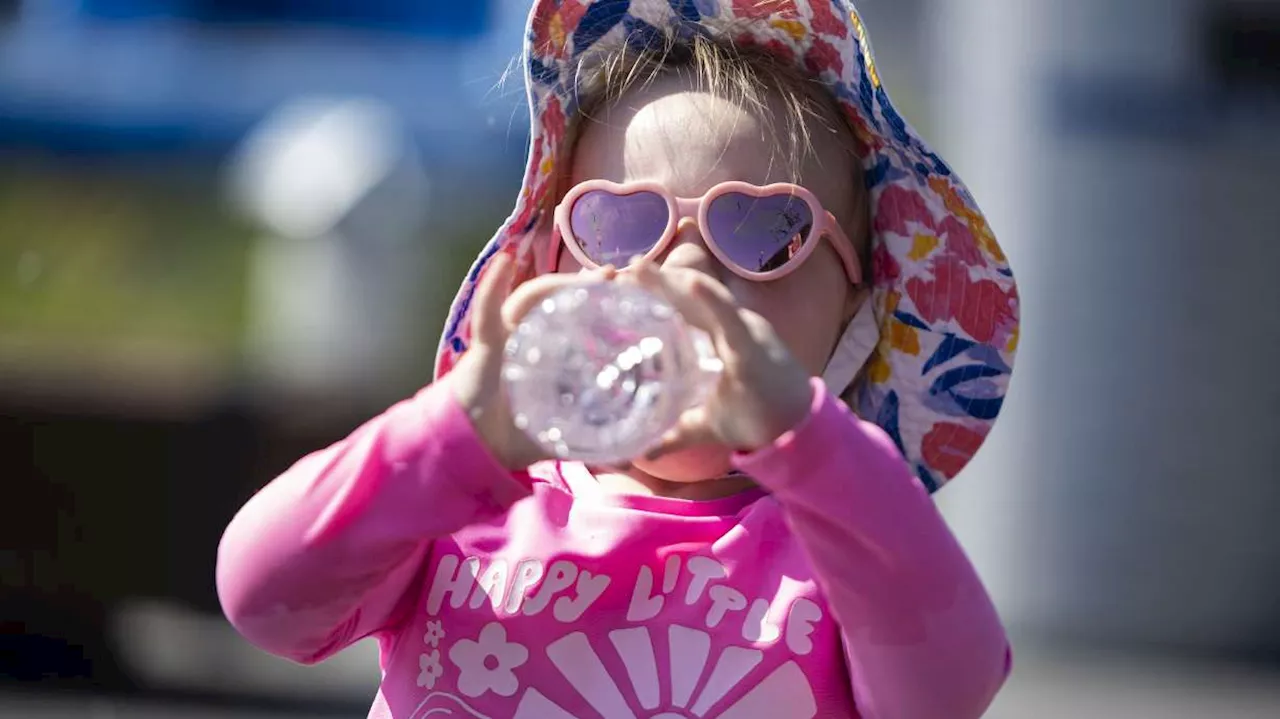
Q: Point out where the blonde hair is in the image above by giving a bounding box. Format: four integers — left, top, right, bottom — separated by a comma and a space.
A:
558, 29, 870, 263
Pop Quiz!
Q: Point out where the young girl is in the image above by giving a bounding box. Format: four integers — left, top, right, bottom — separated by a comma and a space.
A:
217, 2, 1020, 718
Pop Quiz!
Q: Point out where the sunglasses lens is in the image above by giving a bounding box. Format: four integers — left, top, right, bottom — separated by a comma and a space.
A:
568, 190, 669, 267
706, 192, 815, 274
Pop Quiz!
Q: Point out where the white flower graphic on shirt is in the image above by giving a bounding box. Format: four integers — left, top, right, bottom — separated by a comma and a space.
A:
424, 620, 446, 647
449, 622, 529, 698
417, 650, 444, 689
407, 692, 492, 719
511, 626, 817, 719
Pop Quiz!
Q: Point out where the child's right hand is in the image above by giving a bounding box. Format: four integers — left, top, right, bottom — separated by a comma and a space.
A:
449, 252, 616, 470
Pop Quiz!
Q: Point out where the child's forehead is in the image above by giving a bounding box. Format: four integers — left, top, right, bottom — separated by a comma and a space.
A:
569, 74, 849, 194
579, 95, 770, 181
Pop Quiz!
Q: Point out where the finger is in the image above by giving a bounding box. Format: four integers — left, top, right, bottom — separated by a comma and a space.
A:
629, 262, 754, 347
642, 406, 718, 461
500, 264, 614, 329
682, 272, 756, 345
470, 251, 517, 347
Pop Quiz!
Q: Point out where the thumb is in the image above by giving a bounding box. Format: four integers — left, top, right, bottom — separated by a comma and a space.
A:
471, 252, 517, 349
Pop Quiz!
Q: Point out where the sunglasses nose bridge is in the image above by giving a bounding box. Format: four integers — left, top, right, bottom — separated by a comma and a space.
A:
651, 212, 718, 274
670, 212, 712, 255
651, 215, 700, 261
672, 195, 702, 231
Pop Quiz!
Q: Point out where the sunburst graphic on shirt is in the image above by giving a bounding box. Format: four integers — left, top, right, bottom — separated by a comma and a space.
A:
512, 625, 817, 719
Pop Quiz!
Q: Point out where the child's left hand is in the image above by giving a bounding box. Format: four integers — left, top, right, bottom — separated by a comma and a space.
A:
625, 260, 815, 460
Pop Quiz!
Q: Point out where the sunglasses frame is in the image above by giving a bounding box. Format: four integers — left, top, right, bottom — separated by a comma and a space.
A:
547, 179, 862, 284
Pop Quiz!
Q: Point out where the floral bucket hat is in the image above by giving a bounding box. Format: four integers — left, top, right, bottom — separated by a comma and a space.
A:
435, 0, 1020, 492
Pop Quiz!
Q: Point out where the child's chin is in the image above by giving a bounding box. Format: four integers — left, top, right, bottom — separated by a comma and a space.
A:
630, 443, 735, 483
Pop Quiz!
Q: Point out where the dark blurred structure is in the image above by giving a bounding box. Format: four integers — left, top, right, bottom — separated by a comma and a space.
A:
1, 0, 528, 711
1210, 2, 1280, 92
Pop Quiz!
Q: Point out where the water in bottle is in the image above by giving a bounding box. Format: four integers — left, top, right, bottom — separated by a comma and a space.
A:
502, 281, 723, 464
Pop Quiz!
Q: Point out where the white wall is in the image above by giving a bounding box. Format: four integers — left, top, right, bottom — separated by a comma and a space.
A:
931, 0, 1280, 651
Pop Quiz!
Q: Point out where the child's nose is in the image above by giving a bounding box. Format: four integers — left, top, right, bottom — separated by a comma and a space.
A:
655, 216, 721, 276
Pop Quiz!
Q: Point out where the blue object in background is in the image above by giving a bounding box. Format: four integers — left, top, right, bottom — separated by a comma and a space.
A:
0, 0, 526, 160
77, 0, 491, 38
75, 0, 178, 20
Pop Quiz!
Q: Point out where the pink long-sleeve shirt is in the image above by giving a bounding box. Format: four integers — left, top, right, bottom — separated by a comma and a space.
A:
216, 376, 1009, 719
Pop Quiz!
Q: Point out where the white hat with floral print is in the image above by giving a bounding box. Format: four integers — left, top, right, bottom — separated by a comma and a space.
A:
435, 0, 1020, 492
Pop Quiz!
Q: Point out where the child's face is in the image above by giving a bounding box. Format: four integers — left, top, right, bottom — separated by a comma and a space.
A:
553, 72, 863, 481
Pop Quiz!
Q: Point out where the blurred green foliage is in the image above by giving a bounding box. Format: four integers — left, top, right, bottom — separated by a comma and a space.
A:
0, 158, 254, 358
0, 156, 502, 393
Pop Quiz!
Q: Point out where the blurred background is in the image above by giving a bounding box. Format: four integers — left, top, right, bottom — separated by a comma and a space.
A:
1, 1, 1277, 717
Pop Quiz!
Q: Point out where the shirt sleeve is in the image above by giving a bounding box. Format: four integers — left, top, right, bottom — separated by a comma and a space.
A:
215, 375, 531, 664
732, 378, 1011, 719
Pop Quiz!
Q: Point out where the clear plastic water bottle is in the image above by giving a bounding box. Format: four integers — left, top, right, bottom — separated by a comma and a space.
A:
502, 281, 723, 464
